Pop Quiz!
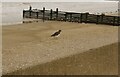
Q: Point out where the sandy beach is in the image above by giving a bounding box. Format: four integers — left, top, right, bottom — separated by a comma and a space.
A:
2, 20, 118, 75
7, 43, 118, 75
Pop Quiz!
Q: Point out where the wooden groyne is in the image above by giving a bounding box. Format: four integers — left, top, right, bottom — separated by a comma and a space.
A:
23, 7, 120, 26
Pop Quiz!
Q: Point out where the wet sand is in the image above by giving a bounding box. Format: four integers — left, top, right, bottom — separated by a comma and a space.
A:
7, 43, 118, 75
2, 21, 118, 75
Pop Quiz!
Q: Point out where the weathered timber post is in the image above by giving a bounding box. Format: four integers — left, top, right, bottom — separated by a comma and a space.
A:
29, 6, 32, 18
29, 6, 32, 10
96, 15, 99, 24
43, 7, 45, 22
117, 17, 119, 26
36, 12, 39, 19
56, 8, 58, 20
29, 11, 32, 18
101, 15, 103, 23
30, 11, 32, 18
85, 13, 88, 23
50, 9, 53, 20
70, 13, 72, 22
101, 14, 104, 23
79, 13, 82, 23
65, 13, 67, 21
23, 10, 25, 18
113, 16, 116, 26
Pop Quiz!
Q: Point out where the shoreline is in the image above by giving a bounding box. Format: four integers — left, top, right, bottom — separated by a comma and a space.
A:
2, 21, 118, 75
2, 18, 42, 26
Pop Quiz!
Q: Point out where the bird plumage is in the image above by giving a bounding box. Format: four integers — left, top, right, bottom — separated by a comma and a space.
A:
51, 30, 61, 37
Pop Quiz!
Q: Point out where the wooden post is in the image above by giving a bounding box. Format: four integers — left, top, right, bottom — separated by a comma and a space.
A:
36, 12, 39, 19
29, 6, 32, 11
117, 17, 119, 26
43, 7, 45, 22
101, 14, 104, 23
23, 10, 25, 18
50, 9, 53, 20
29, 10, 32, 18
96, 15, 99, 24
85, 13, 88, 23
56, 8, 58, 20
113, 16, 116, 26
64, 13, 67, 21
29, 6, 32, 18
70, 13, 72, 22
80, 13, 82, 23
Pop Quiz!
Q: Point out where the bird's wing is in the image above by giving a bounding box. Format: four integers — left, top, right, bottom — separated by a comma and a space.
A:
51, 32, 58, 36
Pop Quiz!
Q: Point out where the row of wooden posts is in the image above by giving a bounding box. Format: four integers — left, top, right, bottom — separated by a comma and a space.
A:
23, 7, 120, 26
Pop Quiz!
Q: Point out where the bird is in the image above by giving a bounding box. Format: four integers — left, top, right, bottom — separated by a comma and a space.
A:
51, 30, 62, 37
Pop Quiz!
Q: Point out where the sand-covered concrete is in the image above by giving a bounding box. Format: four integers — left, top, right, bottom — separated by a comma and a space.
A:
2, 21, 118, 75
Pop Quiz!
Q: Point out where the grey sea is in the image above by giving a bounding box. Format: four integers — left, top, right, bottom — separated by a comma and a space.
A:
2, 2, 118, 25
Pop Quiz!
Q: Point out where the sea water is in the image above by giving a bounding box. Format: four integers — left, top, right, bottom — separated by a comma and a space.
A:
2, 2, 118, 25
